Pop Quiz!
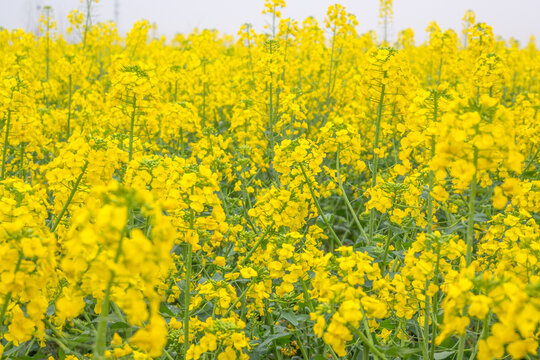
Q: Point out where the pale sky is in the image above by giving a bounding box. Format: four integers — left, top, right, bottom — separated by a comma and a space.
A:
1, 0, 539, 46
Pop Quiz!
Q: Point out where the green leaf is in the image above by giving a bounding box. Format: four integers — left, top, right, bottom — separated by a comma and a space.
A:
111, 321, 129, 330
159, 303, 175, 316
58, 347, 66, 360
255, 333, 291, 352
434, 351, 455, 360
380, 319, 397, 330
280, 311, 307, 327
384, 345, 421, 358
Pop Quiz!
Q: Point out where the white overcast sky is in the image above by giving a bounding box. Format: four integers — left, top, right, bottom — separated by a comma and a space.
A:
1, 0, 539, 46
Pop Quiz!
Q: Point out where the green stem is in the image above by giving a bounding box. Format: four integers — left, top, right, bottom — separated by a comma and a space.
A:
50, 161, 89, 232
429, 240, 442, 360
0, 253, 23, 337
336, 147, 368, 243
268, 310, 283, 360
359, 305, 378, 354
128, 94, 137, 162
67, 74, 72, 138
423, 281, 431, 359
202, 61, 207, 128
223, 282, 252, 317
268, 51, 275, 176
456, 334, 466, 360
295, 331, 309, 360
363, 343, 369, 360
368, 80, 386, 245
19, 143, 25, 180
45, 7, 50, 81
183, 242, 192, 360
82, 0, 92, 49
232, 224, 274, 274
301, 279, 338, 358
425, 96, 439, 360
94, 280, 112, 359
427, 95, 438, 236
468, 313, 491, 360
24, 338, 35, 356
246, 25, 256, 88
520, 146, 538, 180
326, 26, 337, 108
163, 348, 174, 360
349, 325, 387, 360
179, 128, 185, 157
299, 164, 342, 247
300, 279, 315, 312
44, 334, 85, 358
94, 230, 125, 360
1, 110, 11, 181
381, 233, 400, 276
465, 148, 478, 266
112, 302, 131, 338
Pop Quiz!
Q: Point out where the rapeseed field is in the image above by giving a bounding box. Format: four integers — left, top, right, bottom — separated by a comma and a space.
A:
0, 0, 538, 359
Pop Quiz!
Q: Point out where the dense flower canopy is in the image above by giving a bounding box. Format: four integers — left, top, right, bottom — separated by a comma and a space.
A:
0, 0, 538, 359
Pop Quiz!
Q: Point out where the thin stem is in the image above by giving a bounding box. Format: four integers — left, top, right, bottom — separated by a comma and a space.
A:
359, 305, 378, 355
1, 110, 11, 181
349, 325, 387, 360
268, 43, 275, 176
425, 95, 439, 360
372, 81, 386, 186
183, 242, 192, 360
368, 79, 386, 245
429, 240, 442, 360
520, 146, 539, 180
465, 148, 478, 265
246, 25, 256, 88
300, 279, 315, 312
468, 313, 491, 360
183, 209, 195, 360
94, 278, 113, 359
295, 331, 310, 360
459, 134, 478, 360
128, 94, 137, 162
50, 161, 89, 232
201, 61, 207, 128
67, 74, 72, 138
223, 282, 252, 317
163, 348, 174, 360
44, 334, 85, 358
45, 7, 50, 81
423, 281, 431, 359
427, 95, 438, 236
299, 163, 342, 247
19, 143, 24, 180
0, 253, 23, 337
336, 146, 368, 243
381, 233, 402, 277
94, 229, 125, 360
326, 26, 337, 108
232, 224, 274, 274
82, 0, 92, 49
267, 310, 283, 360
